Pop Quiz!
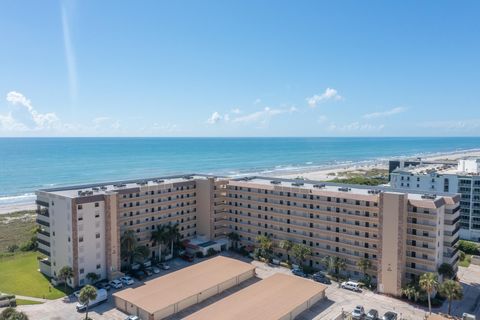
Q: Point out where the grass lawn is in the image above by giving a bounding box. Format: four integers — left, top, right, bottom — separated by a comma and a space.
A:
459, 254, 472, 267
15, 299, 44, 305
0, 252, 66, 299
0, 210, 36, 252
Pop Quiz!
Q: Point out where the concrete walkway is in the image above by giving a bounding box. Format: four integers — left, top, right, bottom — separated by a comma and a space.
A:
14, 295, 47, 303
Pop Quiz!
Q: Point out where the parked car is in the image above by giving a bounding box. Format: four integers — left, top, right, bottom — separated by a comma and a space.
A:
152, 266, 161, 274
180, 252, 194, 262
462, 313, 476, 320
366, 309, 378, 320
158, 262, 170, 270
95, 281, 111, 291
125, 316, 139, 320
312, 272, 331, 284
133, 270, 146, 280
145, 268, 153, 276
76, 289, 108, 312
341, 281, 361, 292
351, 305, 365, 320
121, 276, 134, 285
73, 290, 82, 299
110, 279, 123, 289
382, 312, 398, 320
292, 267, 307, 277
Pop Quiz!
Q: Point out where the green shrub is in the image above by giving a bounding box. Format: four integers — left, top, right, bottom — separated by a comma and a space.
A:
458, 240, 479, 255
206, 248, 218, 257
195, 252, 204, 258
6, 245, 19, 253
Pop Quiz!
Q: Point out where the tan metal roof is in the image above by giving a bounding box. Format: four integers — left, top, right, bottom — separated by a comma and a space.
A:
184, 273, 326, 320
113, 256, 255, 314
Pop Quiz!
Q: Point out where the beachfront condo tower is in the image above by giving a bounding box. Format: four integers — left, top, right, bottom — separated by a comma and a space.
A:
390, 158, 480, 241
36, 174, 459, 297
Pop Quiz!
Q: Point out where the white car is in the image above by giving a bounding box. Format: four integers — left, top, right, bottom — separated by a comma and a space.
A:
121, 276, 134, 285
341, 281, 361, 292
159, 263, 170, 270
110, 279, 123, 289
125, 316, 139, 320
351, 305, 365, 320
152, 266, 161, 274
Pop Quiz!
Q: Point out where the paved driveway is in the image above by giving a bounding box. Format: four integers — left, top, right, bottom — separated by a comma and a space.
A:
16, 255, 480, 320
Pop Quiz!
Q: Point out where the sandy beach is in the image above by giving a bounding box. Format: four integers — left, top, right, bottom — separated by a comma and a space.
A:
273, 149, 480, 181
1, 149, 480, 215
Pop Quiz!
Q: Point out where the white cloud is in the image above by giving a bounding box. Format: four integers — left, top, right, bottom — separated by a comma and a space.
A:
306, 88, 342, 108
327, 121, 385, 132
61, 4, 78, 101
93, 117, 120, 130
317, 115, 328, 123
207, 111, 222, 124
363, 107, 406, 119
231, 108, 241, 114
5, 91, 60, 129
0, 112, 28, 131
419, 119, 480, 130
231, 106, 296, 125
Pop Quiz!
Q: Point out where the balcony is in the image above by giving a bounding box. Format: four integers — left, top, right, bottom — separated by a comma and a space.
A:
36, 218, 50, 227
36, 200, 49, 207
37, 247, 50, 256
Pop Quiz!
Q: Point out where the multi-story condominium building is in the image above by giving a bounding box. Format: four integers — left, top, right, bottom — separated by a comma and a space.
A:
390, 158, 480, 241
36, 174, 459, 297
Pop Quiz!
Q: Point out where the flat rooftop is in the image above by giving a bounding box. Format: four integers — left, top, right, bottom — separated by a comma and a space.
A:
113, 256, 255, 314
37, 174, 216, 198
184, 273, 326, 320
230, 176, 456, 202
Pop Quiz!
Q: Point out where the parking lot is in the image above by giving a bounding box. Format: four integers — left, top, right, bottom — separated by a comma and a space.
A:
16, 253, 480, 320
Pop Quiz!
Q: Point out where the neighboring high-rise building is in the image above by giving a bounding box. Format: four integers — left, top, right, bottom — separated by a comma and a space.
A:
390, 158, 480, 241
36, 174, 459, 297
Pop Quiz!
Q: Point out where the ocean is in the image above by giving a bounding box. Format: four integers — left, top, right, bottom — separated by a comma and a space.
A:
1, 137, 480, 207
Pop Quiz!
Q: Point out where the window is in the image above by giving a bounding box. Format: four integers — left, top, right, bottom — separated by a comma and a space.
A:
95, 202, 99, 207
95, 233, 100, 239
96, 264, 101, 269
78, 204, 83, 210
80, 268, 84, 274
79, 236, 84, 242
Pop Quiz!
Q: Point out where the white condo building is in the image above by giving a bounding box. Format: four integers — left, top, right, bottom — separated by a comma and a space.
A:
390, 158, 480, 241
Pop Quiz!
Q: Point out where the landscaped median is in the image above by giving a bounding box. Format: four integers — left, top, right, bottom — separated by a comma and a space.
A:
0, 252, 66, 299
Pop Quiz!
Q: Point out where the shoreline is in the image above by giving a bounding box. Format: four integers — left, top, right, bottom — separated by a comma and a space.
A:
1, 148, 480, 215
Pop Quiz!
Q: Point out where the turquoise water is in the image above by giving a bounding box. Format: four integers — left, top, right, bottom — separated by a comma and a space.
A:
1, 137, 480, 205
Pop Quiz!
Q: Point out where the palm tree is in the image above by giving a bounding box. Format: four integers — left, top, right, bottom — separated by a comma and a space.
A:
227, 232, 241, 250
356, 258, 372, 279
419, 272, 439, 315
86, 272, 99, 284
0, 307, 29, 320
120, 230, 138, 265
439, 279, 463, 315
58, 266, 74, 292
78, 285, 97, 320
321, 256, 336, 275
165, 224, 180, 257
402, 284, 420, 302
438, 263, 455, 280
278, 240, 294, 261
291, 243, 311, 267
151, 225, 168, 262
334, 257, 347, 281
256, 235, 273, 260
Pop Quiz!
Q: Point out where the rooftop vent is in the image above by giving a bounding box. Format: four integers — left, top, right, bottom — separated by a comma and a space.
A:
421, 193, 437, 200
338, 187, 351, 192
183, 176, 193, 180
153, 179, 164, 183
270, 180, 281, 185
137, 181, 147, 186
100, 186, 107, 190
114, 183, 126, 188
313, 184, 326, 189
92, 187, 100, 191
367, 189, 381, 194
292, 182, 304, 187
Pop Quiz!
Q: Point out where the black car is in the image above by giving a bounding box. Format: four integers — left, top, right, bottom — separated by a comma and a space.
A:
133, 270, 146, 280
382, 312, 398, 320
312, 273, 331, 284
94, 281, 111, 291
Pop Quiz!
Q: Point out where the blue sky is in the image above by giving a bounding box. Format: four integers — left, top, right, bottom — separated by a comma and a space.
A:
0, 1, 479, 137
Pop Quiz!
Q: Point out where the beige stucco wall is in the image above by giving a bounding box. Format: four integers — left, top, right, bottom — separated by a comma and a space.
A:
195, 178, 214, 239
105, 193, 121, 280
378, 192, 407, 296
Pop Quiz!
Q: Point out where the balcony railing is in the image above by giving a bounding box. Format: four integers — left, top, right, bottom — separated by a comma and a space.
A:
36, 219, 50, 227
37, 247, 50, 256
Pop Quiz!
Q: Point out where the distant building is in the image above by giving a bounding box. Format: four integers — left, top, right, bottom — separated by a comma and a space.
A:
390, 158, 480, 241
37, 174, 459, 296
